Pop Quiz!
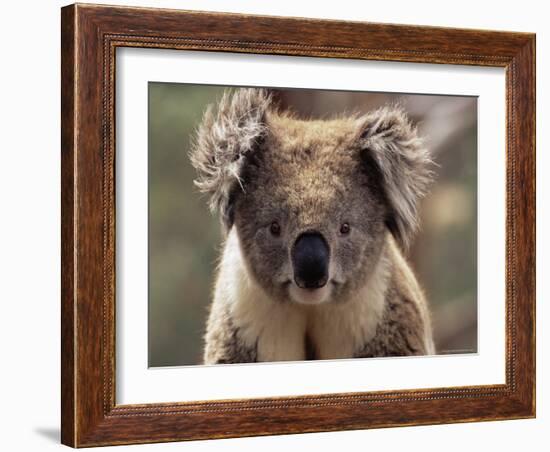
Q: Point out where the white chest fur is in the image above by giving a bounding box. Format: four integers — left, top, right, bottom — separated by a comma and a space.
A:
215, 229, 389, 362
307, 270, 388, 359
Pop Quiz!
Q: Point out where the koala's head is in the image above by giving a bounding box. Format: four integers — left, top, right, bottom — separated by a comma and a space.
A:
191, 88, 432, 305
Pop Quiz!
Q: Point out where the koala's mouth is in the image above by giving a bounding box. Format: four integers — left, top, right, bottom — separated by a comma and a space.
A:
288, 281, 333, 305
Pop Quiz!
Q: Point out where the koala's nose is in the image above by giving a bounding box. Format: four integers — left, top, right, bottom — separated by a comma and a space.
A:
292, 232, 330, 289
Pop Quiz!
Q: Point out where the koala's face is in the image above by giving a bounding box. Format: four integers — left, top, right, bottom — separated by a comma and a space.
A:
192, 89, 431, 305
234, 115, 388, 305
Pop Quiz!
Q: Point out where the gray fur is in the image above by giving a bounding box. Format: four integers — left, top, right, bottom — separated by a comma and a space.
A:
355, 286, 428, 357
203, 304, 258, 364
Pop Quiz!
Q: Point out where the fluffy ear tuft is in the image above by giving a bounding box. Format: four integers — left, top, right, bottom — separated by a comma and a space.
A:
190, 88, 271, 230
358, 106, 433, 248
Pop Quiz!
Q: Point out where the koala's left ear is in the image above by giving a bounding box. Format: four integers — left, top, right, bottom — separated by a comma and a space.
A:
190, 88, 272, 230
357, 106, 433, 248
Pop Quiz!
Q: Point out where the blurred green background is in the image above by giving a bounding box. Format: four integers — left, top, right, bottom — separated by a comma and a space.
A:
148, 83, 477, 367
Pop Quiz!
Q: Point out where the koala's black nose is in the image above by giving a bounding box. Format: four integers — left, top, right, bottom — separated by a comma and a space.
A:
292, 232, 330, 289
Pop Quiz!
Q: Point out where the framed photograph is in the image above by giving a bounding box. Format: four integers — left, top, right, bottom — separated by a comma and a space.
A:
61, 3, 536, 447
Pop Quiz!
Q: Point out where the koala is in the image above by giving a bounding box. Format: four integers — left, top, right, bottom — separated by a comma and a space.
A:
191, 88, 435, 364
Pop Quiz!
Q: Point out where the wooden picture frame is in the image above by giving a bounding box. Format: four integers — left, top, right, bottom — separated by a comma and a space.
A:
61, 3, 535, 447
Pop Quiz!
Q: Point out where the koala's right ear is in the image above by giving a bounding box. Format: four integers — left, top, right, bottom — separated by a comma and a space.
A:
190, 88, 271, 230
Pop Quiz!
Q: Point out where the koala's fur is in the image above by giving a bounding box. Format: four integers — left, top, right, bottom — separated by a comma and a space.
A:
191, 88, 435, 364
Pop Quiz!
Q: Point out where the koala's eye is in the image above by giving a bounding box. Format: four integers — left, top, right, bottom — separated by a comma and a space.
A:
270, 221, 281, 236
340, 223, 351, 235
